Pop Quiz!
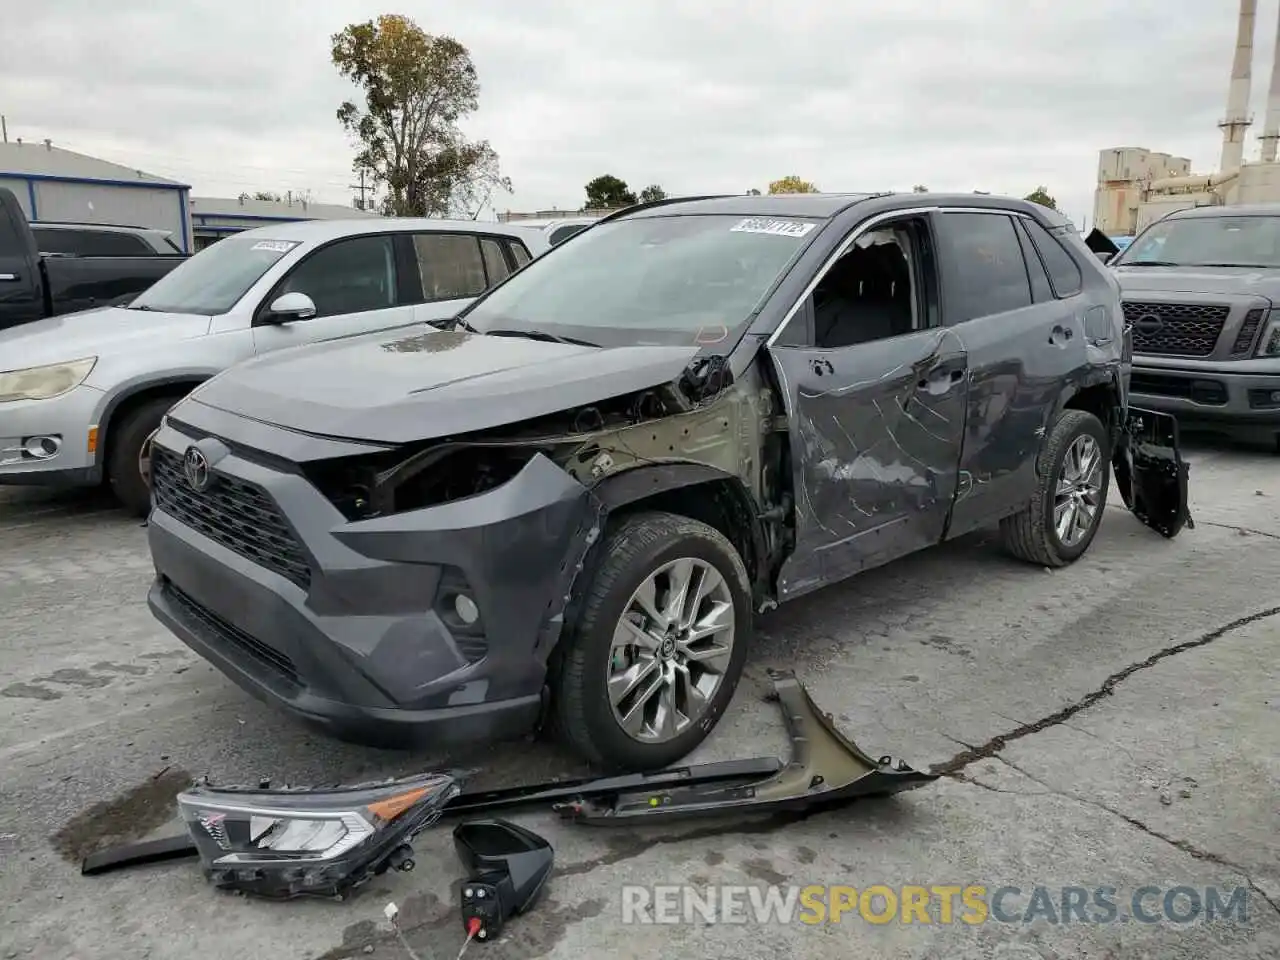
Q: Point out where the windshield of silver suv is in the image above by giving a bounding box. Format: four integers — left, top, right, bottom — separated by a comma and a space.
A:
457, 213, 818, 348
127, 235, 299, 315
1115, 214, 1280, 268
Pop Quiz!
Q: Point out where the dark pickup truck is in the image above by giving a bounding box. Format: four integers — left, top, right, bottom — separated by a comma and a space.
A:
0, 187, 186, 331
1111, 204, 1280, 449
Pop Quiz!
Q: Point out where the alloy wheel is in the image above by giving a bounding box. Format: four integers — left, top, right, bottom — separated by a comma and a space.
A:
605, 557, 736, 743
1054, 434, 1103, 547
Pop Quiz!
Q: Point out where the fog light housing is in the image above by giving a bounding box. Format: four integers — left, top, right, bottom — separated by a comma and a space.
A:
455, 593, 480, 625
177, 771, 458, 900
22, 435, 61, 459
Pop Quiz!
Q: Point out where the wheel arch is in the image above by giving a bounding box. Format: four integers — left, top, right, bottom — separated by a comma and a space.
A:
99, 374, 211, 465
587, 462, 771, 606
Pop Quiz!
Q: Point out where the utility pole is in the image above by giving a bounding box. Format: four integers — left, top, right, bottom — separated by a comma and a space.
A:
1, 116, 7, 144
349, 168, 369, 211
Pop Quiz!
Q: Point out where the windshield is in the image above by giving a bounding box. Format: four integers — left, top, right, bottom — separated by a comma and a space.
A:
128, 236, 300, 314
1115, 215, 1280, 268
460, 214, 818, 347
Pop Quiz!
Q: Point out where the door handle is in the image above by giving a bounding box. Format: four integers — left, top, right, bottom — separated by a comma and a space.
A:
917, 363, 966, 391
0, 273, 18, 281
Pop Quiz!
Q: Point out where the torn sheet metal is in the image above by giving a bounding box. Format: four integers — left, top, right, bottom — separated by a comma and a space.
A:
554, 670, 937, 824
1112, 406, 1194, 538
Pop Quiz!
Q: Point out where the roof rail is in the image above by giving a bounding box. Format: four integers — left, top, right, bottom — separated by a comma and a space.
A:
594, 194, 740, 225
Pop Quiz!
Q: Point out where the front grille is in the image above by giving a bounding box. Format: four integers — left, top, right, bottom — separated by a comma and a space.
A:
151, 444, 312, 590
1232, 308, 1265, 355
1122, 301, 1229, 357
165, 581, 299, 688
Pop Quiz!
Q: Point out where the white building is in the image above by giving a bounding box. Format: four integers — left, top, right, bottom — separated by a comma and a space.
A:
0, 139, 191, 251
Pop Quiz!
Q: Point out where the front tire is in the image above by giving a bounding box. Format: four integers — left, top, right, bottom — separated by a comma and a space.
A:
552, 511, 752, 772
107, 397, 177, 518
1000, 409, 1110, 567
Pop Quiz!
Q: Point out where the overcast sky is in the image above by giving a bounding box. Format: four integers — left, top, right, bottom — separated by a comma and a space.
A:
3, 0, 1276, 226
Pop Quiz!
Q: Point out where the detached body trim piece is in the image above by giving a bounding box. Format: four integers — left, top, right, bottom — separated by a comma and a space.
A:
555, 670, 937, 823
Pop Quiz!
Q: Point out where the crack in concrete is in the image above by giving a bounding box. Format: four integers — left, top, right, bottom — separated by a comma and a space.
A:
964, 756, 1280, 922
931, 604, 1280, 776
1201, 520, 1280, 541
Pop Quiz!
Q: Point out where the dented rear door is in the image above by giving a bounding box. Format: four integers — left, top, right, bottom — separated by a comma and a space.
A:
768, 327, 968, 601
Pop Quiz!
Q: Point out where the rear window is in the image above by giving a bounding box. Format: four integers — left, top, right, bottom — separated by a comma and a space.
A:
32, 228, 152, 256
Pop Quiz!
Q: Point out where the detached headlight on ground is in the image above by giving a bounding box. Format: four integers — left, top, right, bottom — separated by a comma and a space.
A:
177, 771, 459, 900
0, 357, 97, 402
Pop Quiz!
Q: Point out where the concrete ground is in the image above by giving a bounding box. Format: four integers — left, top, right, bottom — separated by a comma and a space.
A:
1, 437, 1277, 960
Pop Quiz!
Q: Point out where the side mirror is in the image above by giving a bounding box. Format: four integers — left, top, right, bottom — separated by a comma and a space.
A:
453, 819, 553, 938
264, 292, 316, 323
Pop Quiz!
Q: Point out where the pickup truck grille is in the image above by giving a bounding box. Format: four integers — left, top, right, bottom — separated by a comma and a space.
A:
1122, 301, 1229, 357
151, 445, 312, 590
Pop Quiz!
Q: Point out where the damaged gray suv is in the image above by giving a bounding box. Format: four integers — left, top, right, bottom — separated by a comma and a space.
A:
145, 193, 1191, 772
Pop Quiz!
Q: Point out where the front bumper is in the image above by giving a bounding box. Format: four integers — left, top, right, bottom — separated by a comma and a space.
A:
1130, 358, 1280, 439
146, 416, 602, 748
0, 385, 105, 486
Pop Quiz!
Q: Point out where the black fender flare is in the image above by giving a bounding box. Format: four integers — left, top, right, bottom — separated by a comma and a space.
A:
586, 461, 773, 601
98, 375, 210, 455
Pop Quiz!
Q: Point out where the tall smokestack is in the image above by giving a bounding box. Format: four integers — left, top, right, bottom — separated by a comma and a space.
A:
1261, 3, 1280, 162
1220, 0, 1258, 172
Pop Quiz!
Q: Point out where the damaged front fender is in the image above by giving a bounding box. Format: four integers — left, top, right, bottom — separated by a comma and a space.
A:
1112, 407, 1194, 538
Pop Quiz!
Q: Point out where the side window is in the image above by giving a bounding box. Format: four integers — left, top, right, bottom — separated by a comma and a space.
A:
938, 212, 1032, 323
479, 237, 512, 286
1013, 220, 1055, 303
507, 239, 532, 268
1021, 218, 1084, 297
809, 218, 933, 349
276, 234, 397, 318
414, 233, 487, 300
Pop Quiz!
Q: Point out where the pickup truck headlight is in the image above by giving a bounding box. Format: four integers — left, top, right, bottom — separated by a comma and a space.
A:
1257, 311, 1280, 358
0, 357, 97, 402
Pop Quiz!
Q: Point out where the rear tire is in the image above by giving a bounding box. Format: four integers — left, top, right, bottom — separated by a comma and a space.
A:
1000, 409, 1110, 567
107, 397, 178, 517
552, 511, 752, 772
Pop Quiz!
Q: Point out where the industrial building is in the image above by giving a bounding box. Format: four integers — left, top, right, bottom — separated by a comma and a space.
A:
1094, 0, 1280, 236
0, 139, 192, 251
187, 195, 381, 251
0, 137, 382, 254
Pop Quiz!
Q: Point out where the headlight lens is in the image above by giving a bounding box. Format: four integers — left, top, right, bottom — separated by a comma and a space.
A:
177, 771, 458, 900
0, 357, 97, 402
1257, 311, 1280, 357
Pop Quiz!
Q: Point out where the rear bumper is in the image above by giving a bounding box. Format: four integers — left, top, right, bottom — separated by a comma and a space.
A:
1129, 361, 1280, 437
145, 418, 602, 748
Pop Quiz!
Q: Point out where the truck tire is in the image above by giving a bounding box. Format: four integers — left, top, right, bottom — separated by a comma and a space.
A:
107, 397, 177, 518
552, 511, 752, 772
1000, 409, 1110, 567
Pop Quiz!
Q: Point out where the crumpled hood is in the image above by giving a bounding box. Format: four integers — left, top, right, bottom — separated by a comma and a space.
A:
189, 325, 703, 444
0, 306, 211, 371
1113, 264, 1280, 302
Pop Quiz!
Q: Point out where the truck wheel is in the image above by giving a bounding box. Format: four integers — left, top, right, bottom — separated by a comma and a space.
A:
1000, 409, 1110, 567
107, 397, 177, 518
552, 511, 752, 772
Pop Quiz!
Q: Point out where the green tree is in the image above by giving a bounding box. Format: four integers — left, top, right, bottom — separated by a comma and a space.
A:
638, 184, 667, 203
584, 174, 637, 209
1024, 186, 1058, 210
239, 191, 283, 202
332, 14, 511, 218
746, 188, 762, 196
912, 184, 928, 193
768, 175, 818, 194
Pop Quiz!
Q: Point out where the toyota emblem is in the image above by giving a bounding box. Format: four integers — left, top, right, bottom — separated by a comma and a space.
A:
1134, 313, 1164, 334
183, 446, 211, 492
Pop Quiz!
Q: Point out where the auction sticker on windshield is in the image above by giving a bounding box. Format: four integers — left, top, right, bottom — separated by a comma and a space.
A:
730, 218, 817, 238
250, 240, 300, 254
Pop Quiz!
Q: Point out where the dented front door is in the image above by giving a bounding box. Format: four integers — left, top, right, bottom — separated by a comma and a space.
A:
768, 327, 969, 601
